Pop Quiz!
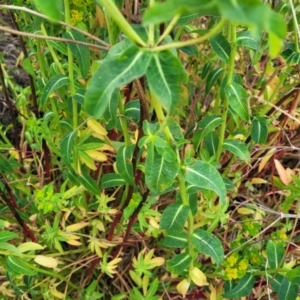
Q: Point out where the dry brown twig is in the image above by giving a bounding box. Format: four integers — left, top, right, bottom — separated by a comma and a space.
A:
0, 4, 110, 48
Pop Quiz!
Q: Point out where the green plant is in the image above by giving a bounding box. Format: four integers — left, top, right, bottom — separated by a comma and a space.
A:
0, 0, 300, 299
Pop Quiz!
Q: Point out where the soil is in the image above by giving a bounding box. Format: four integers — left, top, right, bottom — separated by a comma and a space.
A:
0, 10, 29, 144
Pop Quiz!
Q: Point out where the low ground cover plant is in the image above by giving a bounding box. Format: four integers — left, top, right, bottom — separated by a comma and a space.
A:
0, 0, 300, 299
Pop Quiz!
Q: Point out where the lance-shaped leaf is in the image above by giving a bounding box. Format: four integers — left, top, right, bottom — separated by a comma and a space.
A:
145, 153, 179, 193
116, 145, 135, 185
40, 75, 70, 108
223, 274, 255, 298
0, 243, 22, 256
266, 273, 284, 292
225, 83, 250, 121
191, 229, 224, 266
167, 253, 192, 275
236, 31, 259, 50
266, 240, 284, 269
125, 100, 140, 124
281, 44, 300, 65
63, 30, 90, 78
204, 131, 219, 157
164, 230, 188, 248
251, 117, 268, 144
222, 139, 250, 161
286, 266, 300, 286
146, 50, 187, 112
205, 68, 224, 94
197, 115, 223, 140
47, 40, 68, 55
278, 277, 298, 300
142, 0, 219, 25
218, 0, 286, 41
0, 231, 18, 243
78, 171, 100, 195
101, 173, 126, 189
103, 89, 119, 129
210, 34, 231, 63
6, 256, 36, 276
32, 0, 62, 21
85, 44, 151, 118
185, 159, 226, 205
60, 131, 77, 168
160, 202, 190, 231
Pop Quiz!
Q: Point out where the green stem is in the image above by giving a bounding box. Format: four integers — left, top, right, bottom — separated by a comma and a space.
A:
150, 18, 226, 52
174, 25, 185, 42
156, 14, 180, 46
64, 0, 77, 129
216, 22, 236, 161
290, 0, 300, 52
36, 40, 47, 78
20, 259, 78, 290
96, 0, 146, 46
40, 23, 65, 75
260, 73, 287, 116
118, 96, 130, 147
151, 92, 173, 142
0, 251, 78, 289
148, 0, 156, 46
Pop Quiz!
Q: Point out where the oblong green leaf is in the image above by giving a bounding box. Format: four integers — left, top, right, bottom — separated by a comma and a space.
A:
60, 131, 77, 168
223, 274, 255, 298
204, 131, 219, 156
167, 253, 192, 275
222, 139, 250, 161
100, 173, 126, 188
185, 159, 226, 205
266, 273, 284, 292
191, 229, 224, 265
47, 40, 68, 55
116, 146, 135, 185
251, 117, 268, 144
85, 44, 151, 118
40, 75, 70, 108
0, 231, 18, 243
205, 68, 224, 94
286, 266, 300, 286
78, 172, 100, 195
281, 44, 300, 65
0, 243, 22, 256
160, 202, 189, 231
6, 256, 36, 276
142, 0, 219, 25
225, 83, 250, 121
145, 154, 179, 193
125, 100, 140, 124
32, 0, 62, 21
210, 34, 231, 63
278, 277, 298, 300
236, 31, 259, 50
266, 240, 284, 269
197, 115, 223, 140
63, 30, 90, 78
146, 51, 187, 112
219, 1, 286, 40
163, 230, 188, 248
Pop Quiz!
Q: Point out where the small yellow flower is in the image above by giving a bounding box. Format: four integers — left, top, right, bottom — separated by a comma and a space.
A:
70, 10, 83, 25
238, 259, 248, 271
226, 254, 238, 267
279, 230, 287, 240
226, 267, 238, 280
